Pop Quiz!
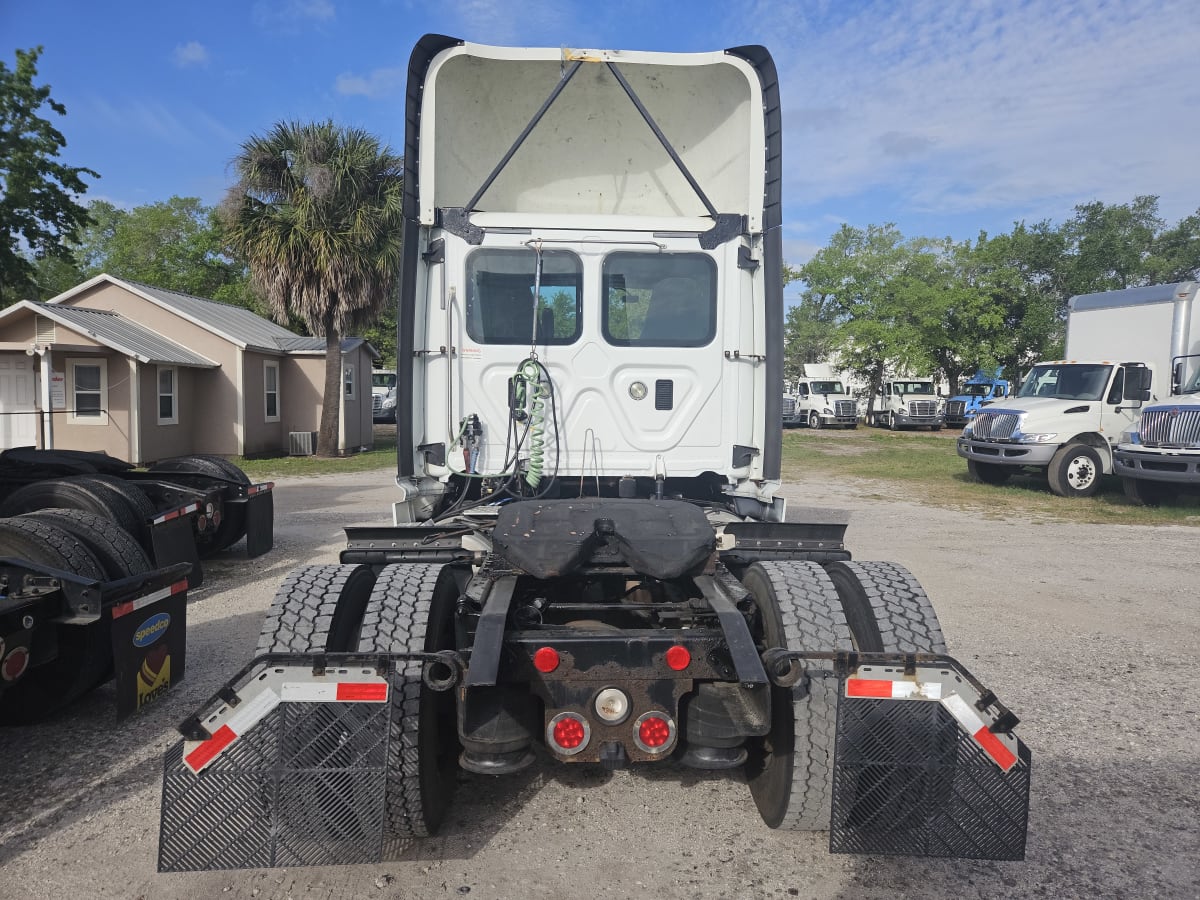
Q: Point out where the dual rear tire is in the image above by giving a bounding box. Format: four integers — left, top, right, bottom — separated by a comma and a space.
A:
255, 562, 460, 838
740, 558, 945, 831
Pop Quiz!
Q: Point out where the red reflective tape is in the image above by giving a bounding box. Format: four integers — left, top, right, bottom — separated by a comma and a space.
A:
973, 726, 1017, 772
170, 579, 188, 595
846, 678, 894, 698
111, 601, 134, 620
184, 724, 237, 773
336, 682, 388, 702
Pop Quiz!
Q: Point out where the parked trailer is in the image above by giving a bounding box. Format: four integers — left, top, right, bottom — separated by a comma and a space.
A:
0, 515, 190, 723
158, 37, 1030, 872
0, 448, 274, 584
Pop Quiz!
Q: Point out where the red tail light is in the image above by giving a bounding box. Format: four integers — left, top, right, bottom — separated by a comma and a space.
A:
533, 647, 559, 673
633, 711, 676, 755
546, 712, 590, 756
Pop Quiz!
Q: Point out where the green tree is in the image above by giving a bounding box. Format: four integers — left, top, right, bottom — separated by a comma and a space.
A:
73, 196, 256, 308
222, 120, 404, 456
1062, 196, 1164, 294
796, 224, 932, 411
783, 262, 840, 380
0, 47, 99, 306
970, 222, 1068, 380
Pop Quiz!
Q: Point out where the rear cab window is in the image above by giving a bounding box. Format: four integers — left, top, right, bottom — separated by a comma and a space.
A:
602, 252, 716, 347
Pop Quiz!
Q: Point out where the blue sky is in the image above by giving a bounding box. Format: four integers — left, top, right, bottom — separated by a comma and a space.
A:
5, 0, 1200, 284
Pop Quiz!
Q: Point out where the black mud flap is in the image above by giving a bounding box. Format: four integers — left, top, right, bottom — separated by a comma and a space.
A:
149, 516, 203, 588
828, 665, 1031, 860
157, 651, 459, 872
242, 483, 274, 558
110, 578, 189, 720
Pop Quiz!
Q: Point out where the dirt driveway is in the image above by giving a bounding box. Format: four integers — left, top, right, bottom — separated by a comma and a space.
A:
1, 468, 1196, 899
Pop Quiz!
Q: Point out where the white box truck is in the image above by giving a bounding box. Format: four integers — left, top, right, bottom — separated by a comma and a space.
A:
1112, 282, 1200, 504
781, 364, 858, 428
956, 282, 1199, 496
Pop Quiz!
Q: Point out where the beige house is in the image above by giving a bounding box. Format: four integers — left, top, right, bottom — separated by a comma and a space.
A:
0, 274, 379, 462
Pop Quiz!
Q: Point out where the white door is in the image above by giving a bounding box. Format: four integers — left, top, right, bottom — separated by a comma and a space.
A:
0, 353, 38, 449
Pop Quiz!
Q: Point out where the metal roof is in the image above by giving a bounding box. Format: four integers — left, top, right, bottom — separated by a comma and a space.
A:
121, 279, 304, 352
45, 275, 382, 359
35, 305, 218, 367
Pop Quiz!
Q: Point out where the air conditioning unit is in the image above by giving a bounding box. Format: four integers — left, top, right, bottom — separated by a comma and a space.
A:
288, 431, 317, 456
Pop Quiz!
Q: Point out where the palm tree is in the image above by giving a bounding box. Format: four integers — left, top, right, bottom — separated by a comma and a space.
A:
222, 120, 403, 456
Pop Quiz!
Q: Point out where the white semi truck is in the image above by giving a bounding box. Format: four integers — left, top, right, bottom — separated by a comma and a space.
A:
957, 282, 1199, 497
781, 364, 858, 428
869, 378, 945, 430
158, 35, 1030, 871
1113, 282, 1200, 505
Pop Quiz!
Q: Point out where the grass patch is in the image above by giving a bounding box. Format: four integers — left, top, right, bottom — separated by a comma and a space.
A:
781, 427, 1200, 526
231, 428, 398, 479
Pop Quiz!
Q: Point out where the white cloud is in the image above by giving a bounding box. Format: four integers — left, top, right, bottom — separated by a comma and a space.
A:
761, 0, 1200, 224
172, 41, 209, 68
335, 67, 406, 98
442, 0, 575, 46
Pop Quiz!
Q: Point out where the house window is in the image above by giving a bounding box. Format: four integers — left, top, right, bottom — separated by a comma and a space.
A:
158, 366, 178, 425
344, 364, 356, 400
264, 361, 280, 421
69, 358, 107, 424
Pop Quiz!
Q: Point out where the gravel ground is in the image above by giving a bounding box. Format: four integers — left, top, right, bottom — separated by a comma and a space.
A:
1, 467, 1197, 900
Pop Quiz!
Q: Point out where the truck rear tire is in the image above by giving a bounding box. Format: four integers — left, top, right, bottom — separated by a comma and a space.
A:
256, 564, 377, 655
741, 560, 852, 831
20, 509, 151, 581
149, 456, 250, 552
824, 561, 947, 654
0, 475, 154, 549
967, 459, 1012, 486
808, 411, 822, 430
1122, 476, 1172, 507
824, 561, 950, 830
0, 518, 109, 723
1047, 443, 1103, 498
356, 563, 461, 838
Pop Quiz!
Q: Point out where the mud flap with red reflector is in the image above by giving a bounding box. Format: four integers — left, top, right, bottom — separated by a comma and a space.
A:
829, 663, 1031, 860
158, 651, 460, 872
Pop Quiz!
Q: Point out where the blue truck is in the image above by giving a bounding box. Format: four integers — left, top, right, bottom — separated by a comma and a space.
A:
944, 369, 1010, 428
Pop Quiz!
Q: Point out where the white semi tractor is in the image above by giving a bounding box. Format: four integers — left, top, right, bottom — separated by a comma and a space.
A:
781, 364, 858, 428
158, 35, 1031, 871
957, 282, 1200, 497
1113, 282, 1200, 505
870, 378, 945, 430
